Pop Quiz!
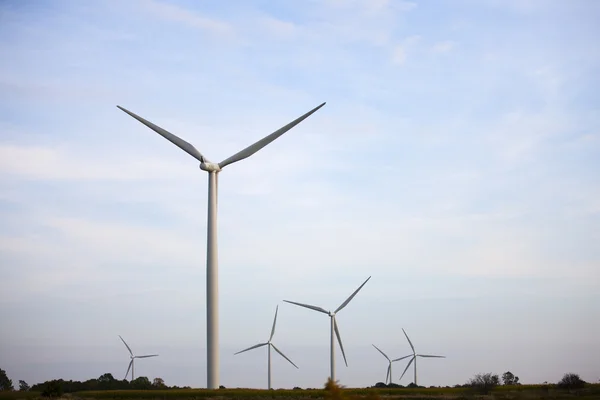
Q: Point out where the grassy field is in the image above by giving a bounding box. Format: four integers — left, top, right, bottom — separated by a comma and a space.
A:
2, 383, 599, 400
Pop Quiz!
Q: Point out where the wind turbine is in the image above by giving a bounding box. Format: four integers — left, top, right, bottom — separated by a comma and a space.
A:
372, 344, 411, 385
119, 335, 158, 381
116, 102, 325, 389
398, 328, 445, 386
284, 276, 371, 382
234, 305, 298, 389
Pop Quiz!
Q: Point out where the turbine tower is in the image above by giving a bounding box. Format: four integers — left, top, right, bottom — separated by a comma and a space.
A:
372, 344, 411, 385
398, 328, 445, 386
234, 305, 298, 389
117, 102, 325, 389
284, 276, 371, 382
119, 335, 158, 381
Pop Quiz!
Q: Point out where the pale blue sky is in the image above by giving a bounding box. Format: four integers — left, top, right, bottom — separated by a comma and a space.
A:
1, 0, 599, 390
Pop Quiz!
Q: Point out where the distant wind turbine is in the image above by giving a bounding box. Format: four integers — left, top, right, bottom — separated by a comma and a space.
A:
119, 335, 158, 381
398, 328, 445, 386
234, 305, 298, 389
284, 276, 371, 382
372, 344, 411, 385
116, 102, 325, 389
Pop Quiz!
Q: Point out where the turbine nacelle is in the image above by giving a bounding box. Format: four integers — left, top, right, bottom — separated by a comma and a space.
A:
200, 162, 221, 172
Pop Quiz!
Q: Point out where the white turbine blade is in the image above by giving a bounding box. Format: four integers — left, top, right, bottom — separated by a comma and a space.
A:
136, 354, 159, 358
333, 317, 348, 367
392, 354, 412, 362
399, 356, 414, 382
116, 106, 206, 162
372, 344, 390, 362
269, 305, 279, 342
217, 102, 326, 169
119, 335, 133, 357
234, 342, 268, 355
402, 328, 416, 354
124, 359, 133, 380
334, 276, 371, 314
386, 364, 391, 384
271, 343, 299, 369
418, 354, 446, 358
283, 300, 328, 314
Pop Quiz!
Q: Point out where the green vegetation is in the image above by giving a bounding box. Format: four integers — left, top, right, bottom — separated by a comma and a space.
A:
466, 372, 499, 394
1, 367, 599, 400
1, 383, 600, 400
0, 369, 14, 392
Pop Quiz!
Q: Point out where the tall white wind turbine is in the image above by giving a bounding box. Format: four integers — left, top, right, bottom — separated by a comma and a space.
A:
398, 328, 445, 386
372, 344, 411, 385
119, 335, 158, 381
234, 305, 298, 389
284, 276, 371, 382
117, 102, 325, 389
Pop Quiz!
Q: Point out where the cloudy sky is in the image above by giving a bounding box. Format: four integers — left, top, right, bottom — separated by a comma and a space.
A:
1, 0, 599, 390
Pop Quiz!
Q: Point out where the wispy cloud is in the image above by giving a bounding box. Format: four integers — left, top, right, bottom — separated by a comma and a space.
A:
137, 0, 233, 35
392, 34, 421, 65
432, 40, 456, 54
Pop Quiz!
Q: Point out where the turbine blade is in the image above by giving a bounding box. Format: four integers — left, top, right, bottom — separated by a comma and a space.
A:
399, 356, 414, 382
372, 344, 391, 362
386, 364, 391, 385
125, 359, 133, 380
269, 305, 279, 342
218, 102, 326, 169
334, 276, 371, 314
119, 335, 133, 357
271, 343, 299, 369
392, 354, 412, 362
418, 354, 446, 358
136, 354, 159, 358
116, 106, 205, 162
402, 328, 416, 354
234, 342, 268, 355
333, 317, 348, 367
283, 300, 328, 314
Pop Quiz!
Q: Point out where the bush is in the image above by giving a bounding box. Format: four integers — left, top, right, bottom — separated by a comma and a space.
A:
41, 380, 63, 398
0, 369, 13, 391
324, 379, 380, 400
467, 372, 499, 394
557, 373, 586, 390
502, 371, 520, 385
18, 381, 30, 392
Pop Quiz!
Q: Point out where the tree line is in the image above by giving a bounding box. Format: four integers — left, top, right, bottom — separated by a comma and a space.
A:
0, 367, 591, 396
0, 369, 188, 395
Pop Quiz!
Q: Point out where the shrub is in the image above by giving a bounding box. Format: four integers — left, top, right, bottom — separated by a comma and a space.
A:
41, 380, 63, 398
324, 379, 380, 400
502, 371, 520, 385
18, 381, 30, 392
0, 369, 13, 391
467, 372, 499, 394
557, 373, 586, 390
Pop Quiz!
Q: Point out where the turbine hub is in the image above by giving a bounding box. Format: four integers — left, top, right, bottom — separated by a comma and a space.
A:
200, 162, 221, 172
